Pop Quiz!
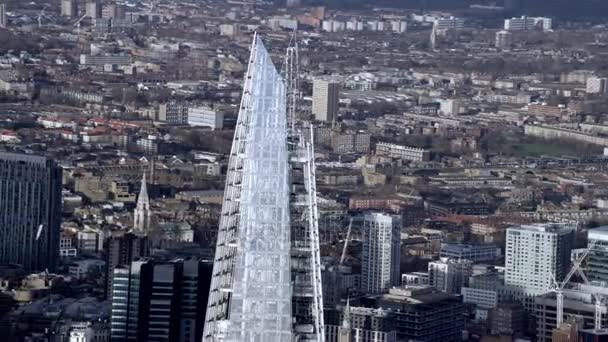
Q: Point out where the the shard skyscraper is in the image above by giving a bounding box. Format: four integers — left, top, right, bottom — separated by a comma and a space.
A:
203, 35, 325, 342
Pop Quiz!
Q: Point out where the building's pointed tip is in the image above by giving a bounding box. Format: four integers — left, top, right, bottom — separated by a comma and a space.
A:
342, 297, 351, 328
138, 172, 149, 200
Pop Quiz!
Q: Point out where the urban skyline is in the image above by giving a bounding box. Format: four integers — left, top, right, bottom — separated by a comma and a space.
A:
1, 0, 608, 341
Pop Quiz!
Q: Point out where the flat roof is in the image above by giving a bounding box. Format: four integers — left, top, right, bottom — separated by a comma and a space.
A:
588, 226, 608, 241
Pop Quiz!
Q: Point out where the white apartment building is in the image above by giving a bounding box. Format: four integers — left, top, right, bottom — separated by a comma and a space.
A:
188, 106, 224, 130
434, 16, 465, 31
61, 0, 78, 17
375, 142, 430, 162
361, 213, 401, 294
389, 20, 407, 33
505, 223, 574, 292
401, 272, 429, 286
322, 20, 345, 32
504, 16, 552, 31
428, 257, 473, 294
586, 77, 608, 94
80, 54, 132, 67
495, 30, 512, 49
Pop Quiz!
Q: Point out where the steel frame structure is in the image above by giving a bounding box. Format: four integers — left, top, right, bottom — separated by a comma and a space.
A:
203, 34, 324, 342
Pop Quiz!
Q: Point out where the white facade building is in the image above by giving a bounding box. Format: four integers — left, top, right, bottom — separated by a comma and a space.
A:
504, 16, 552, 31
586, 77, 608, 94
495, 30, 513, 49
361, 213, 401, 294
61, 0, 78, 18
401, 272, 429, 286
505, 223, 574, 292
69, 322, 110, 342
346, 19, 364, 31
188, 106, 224, 130
434, 16, 465, 31
85, 0, 101, 19
428, 257, 473, 294
322, 20, 345, 32
375, 142, 430, 162
389, 20, 407, 33
461, 287, 498, 308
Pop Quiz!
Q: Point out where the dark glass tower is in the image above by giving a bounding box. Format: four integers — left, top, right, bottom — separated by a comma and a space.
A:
0, 152, 62, 271
110, 258, 212, 342
105, 232, 149, 299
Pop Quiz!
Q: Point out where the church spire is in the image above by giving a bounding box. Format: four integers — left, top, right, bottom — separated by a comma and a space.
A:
134, 172, 151, 233
339, 298, 352, 342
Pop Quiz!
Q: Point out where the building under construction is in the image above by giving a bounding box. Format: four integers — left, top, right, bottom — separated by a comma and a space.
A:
202, 34, 325, 342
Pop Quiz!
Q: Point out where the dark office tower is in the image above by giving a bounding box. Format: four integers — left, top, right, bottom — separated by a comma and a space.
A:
504, 0, 519, 11
110, 259, 212, 342
105, 232, 149, 299
0, 152, 62, 272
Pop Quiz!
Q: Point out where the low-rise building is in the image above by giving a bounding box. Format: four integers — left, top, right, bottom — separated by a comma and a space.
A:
401, 272, 429, 286
440, 243, 501, 262
375, 142, 431, 162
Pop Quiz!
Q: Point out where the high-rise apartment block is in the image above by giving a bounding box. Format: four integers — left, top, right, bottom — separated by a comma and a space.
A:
0, 152, 62, 271
504, 16, 552, 31
505, 223, 574, 292
428, 257, 473, 294
361, 213, 402, 294
102, 4, 126, 19
312, 79, 340, 123
586, 226, 608, 284
375, 142, 431, 162
495, 30, 513, 49
110, 258, 212, 342
61, 0, 78, 18
105, 232, 149, 298
0, 4, 6, 28
433, 16, 465, 31
85, 0, 101, 19
157, 101, 189, 125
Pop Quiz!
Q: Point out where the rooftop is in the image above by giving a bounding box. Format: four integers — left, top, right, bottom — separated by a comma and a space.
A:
588, 226, 608, 241
509, 222, 575, 234
378, 286, 457, 305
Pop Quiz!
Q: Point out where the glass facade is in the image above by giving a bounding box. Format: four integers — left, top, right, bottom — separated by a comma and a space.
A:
0, 152, 62, 271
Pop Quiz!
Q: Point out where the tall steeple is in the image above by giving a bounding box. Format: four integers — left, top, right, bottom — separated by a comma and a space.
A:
339, 298, 352, 342
133, 172, 151, 233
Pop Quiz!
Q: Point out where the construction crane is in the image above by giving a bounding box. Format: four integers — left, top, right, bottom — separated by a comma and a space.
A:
37, 5, 48, 29
74, 14, 88, 35
339, 218, 353, 266
283, 29, 299, 131
570, 240, 605, 329
549, 239, 597, 327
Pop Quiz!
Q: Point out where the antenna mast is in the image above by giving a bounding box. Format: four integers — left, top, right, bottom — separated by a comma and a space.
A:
284, 30, 300, 130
